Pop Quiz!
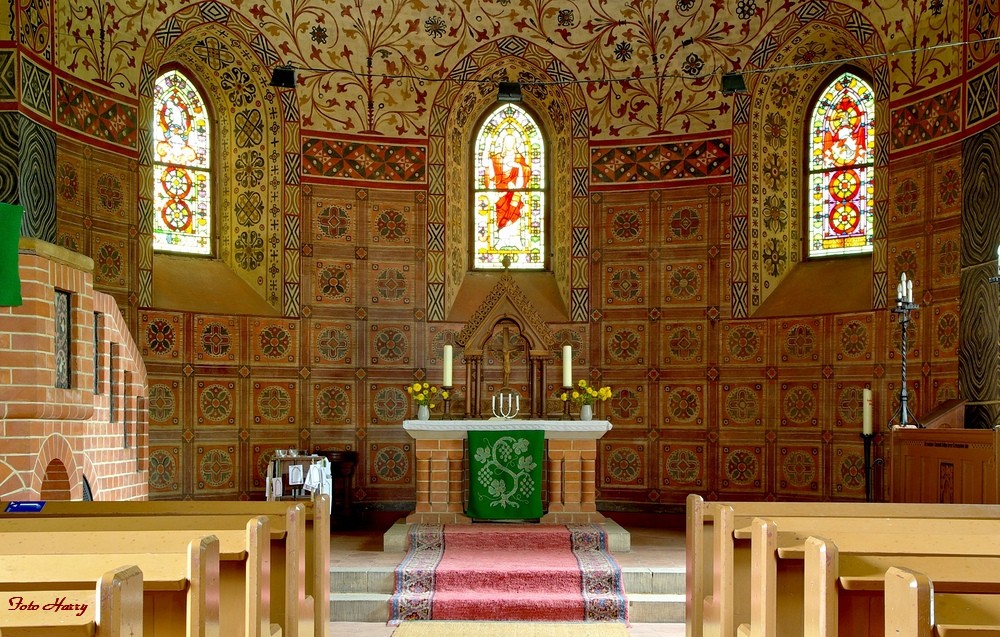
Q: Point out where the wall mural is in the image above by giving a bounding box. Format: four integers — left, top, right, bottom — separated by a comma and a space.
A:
49, 0, 972, 139
13, 0, 993, 506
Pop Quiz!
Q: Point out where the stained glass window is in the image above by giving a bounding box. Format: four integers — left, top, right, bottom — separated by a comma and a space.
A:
808, 72, 875, 258
473, 104, 545, 269
152, 70, 212, 255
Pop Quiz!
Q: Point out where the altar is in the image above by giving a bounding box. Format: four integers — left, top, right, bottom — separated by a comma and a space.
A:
402, 418, 612, 524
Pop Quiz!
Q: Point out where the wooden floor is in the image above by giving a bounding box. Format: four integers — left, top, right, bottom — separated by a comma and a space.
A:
329, 512, 687, 637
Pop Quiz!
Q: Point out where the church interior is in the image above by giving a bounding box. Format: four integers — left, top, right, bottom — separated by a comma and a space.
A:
3, 1, 1000, 635
2, 0, 1000, 553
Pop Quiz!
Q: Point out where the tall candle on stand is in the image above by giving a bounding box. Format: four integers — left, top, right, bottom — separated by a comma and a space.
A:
562, 345, 572, 387
996, 244, 999, 276
442, 345, 453, 386
862, 388, 873, 435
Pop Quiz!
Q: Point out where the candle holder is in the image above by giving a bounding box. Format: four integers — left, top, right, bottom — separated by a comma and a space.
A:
889, 299, 921, 429
441, 385, 454, 419
561, 385, 573, 420
491, 387, 520, 419
860, 432, 884, 502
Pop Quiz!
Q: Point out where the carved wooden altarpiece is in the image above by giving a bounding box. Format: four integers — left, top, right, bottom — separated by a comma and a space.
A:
455, 272, 557, 418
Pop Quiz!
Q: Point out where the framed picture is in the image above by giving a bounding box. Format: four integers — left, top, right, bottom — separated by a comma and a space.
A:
288, 464, 304, 486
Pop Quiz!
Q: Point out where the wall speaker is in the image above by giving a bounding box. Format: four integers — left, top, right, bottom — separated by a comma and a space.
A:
497, 81, 522, 103
721, 72, 747, 96
270, 67, 296, 89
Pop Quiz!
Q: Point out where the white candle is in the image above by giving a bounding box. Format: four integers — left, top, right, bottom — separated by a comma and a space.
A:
442, 344, 453, 386
862, 388, 873, 435
562, 345, 572, 387
896, 282, 902, 302
996, 244, 999, 275
907, 280, 913, 304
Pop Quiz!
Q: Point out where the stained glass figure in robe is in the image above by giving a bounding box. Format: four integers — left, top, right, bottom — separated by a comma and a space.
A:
153, 70, 212, 255
808, 72, 874, 258
473, 104, 545, 269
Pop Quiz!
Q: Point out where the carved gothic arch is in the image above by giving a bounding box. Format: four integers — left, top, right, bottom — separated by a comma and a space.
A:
456, 272, 557, 418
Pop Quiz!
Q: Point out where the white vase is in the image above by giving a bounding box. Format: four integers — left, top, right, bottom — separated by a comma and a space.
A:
417, 404, 430, 421
579, 404, 593, 421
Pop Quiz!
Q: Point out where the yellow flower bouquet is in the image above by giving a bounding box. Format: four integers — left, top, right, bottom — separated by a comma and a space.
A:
560, 379, 612, 406
406, 382, 449, 407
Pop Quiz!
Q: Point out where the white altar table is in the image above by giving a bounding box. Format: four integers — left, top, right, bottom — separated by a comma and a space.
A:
402, 419, 612, 524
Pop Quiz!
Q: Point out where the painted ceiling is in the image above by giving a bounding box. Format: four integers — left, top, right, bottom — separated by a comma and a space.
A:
44, 0, 981, 139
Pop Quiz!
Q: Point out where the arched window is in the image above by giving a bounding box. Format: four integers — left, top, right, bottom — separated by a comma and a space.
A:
152, 70, 212, 255
472, 104, 545, 270
807, 71, 874, 258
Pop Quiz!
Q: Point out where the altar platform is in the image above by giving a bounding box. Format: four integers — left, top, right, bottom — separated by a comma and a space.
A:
381, 516, 632, 552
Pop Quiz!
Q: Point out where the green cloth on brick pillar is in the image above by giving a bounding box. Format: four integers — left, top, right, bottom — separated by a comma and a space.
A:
0, 203, 23, 307
467, 429, 544, 520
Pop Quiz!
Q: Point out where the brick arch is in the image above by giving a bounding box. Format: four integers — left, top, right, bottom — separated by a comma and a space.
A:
40, 459, 71, 500
730, 9, 888, 317
0, 460, 29, 500
31, 434, 82, 500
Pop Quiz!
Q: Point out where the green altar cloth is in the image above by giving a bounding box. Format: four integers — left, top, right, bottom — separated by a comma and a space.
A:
0, 203, 23, 307
467, 429, 544, 520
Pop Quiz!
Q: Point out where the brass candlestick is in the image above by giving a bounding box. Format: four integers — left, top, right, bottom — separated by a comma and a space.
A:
441, 386, 454, 418
561, 385, 572, 420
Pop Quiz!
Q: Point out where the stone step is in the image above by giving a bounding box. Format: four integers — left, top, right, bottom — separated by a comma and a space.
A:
382, 518, 633, 553
331, 565, 685, 596
330, 592, 685, 623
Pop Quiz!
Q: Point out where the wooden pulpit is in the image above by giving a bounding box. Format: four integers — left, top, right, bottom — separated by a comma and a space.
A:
890, 399, 1000, 504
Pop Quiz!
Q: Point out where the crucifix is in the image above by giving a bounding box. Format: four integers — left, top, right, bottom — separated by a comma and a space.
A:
498, 326, 517, 388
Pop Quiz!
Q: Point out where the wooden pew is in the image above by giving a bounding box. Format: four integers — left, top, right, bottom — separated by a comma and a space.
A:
0, 497, 330, 637
686, 494, 1000, 637
0, 536, 219, 637
885, 566, 1000, 637
737, 520, 1000, 637
0, 519, 275, 637
0, 565, 143, 637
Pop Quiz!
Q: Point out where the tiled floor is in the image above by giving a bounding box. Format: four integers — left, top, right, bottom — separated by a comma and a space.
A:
329, 513, 687, 637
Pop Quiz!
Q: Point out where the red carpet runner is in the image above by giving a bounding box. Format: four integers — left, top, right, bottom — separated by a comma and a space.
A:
389, 524, 628, 624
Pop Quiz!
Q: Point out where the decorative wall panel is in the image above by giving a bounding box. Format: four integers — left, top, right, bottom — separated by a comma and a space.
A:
0, 113, 17, 204
960, 124, 1000, 428
17, 117, 55, 242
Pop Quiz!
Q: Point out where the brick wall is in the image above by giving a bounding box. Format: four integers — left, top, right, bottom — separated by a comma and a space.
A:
0, 239, 148, 501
